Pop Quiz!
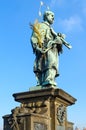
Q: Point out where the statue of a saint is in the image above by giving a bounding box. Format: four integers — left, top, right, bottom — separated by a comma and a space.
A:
30, 10, 71, 88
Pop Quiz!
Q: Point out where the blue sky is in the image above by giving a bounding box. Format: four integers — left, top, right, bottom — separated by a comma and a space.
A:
0, 0, 86, 129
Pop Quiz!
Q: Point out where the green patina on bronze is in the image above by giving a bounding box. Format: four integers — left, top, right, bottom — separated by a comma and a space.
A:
30, 10, 72, 88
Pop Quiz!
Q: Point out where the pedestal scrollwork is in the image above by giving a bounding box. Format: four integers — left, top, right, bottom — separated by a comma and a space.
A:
8, 107, 25, 130
56, 104, 66, 125
22, 100, 49, 115
7, 100, 49, 129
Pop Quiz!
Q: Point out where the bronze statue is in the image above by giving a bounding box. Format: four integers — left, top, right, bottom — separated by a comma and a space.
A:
30, 10, 72, 88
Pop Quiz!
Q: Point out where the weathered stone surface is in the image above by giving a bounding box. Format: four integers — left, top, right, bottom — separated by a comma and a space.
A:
3, 87, 77, 130
13, 87, 76, 105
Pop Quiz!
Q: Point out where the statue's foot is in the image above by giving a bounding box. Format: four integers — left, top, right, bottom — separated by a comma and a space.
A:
42, 80, 57, 88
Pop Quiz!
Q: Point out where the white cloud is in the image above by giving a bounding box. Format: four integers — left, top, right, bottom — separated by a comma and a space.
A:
82, 7, 86, 16
49, 0, 65, 8
59, 16, 83, 32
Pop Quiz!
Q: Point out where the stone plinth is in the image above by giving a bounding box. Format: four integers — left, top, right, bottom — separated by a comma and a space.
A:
3, 87, 77, 130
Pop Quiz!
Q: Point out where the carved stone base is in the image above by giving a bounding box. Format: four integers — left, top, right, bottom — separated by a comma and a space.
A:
3, 87, 77, 130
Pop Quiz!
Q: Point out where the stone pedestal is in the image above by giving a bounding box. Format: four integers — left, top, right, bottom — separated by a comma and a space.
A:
3, 87, 76, 130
